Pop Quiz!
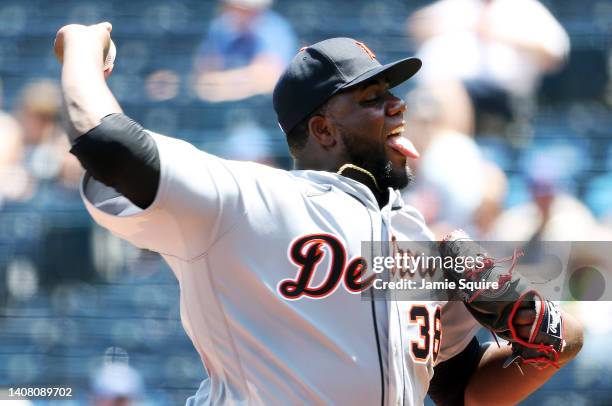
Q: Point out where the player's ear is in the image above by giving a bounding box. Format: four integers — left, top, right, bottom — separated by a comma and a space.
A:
308, 115, 336, 149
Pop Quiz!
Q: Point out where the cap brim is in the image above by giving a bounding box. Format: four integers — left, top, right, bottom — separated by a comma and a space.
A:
341, 57, 422, 90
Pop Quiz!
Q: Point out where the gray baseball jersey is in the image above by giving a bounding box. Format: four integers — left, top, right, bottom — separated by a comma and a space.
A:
81, 132, 479, 405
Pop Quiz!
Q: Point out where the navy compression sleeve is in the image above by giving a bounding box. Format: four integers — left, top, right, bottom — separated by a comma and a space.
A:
70, 113, 160, 209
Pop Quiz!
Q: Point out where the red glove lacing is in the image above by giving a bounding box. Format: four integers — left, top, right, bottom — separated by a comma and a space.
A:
465, 248, 524, 304
507, 290, 561, 369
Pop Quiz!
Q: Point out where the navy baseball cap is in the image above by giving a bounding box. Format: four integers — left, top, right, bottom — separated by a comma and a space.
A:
273, 38, 422, 134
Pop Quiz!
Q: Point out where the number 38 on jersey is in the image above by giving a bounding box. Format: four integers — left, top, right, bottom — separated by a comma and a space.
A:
408, 304, 442, 363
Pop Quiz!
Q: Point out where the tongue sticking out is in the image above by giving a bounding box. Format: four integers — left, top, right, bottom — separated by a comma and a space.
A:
387, 136, 420, 159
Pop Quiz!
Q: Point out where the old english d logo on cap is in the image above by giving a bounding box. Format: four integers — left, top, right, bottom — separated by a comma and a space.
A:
354, 41, 376, 60
274, 37, 422, 134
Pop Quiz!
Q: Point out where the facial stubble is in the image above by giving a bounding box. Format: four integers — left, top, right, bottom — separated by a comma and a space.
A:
340, 129, 414, 191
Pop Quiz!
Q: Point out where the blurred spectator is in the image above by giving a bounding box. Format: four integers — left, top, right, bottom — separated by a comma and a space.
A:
407, 0, 570, 136
217, 119, 276, 165
491, 172, 598, 241
144, 69, 181, 102
402, 81, 486, 235
0, 112, 30, 204
8, 80, 95, 287
15, 79, 82, 189
471, 161, 508, 239
193, 0, 297, 102
17, 80, 62, 146
90, 363, 144, 406
0, 112, 23, 168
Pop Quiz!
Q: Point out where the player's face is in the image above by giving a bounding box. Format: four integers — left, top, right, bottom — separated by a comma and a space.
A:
326, 78, 413, 190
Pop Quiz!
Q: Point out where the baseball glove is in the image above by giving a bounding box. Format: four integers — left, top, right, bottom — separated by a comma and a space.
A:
438, 229, 564, 369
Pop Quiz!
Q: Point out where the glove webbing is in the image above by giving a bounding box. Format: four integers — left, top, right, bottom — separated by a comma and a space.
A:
507, 290, 562, 369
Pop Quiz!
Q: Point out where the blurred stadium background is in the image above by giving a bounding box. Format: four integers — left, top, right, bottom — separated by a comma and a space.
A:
0, 0, 610, 404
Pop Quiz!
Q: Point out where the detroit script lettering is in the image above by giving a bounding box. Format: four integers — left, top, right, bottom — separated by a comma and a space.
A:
277, 233, 374, 300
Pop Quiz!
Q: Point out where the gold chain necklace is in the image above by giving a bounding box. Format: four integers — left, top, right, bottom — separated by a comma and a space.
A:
337, 163, 380, 190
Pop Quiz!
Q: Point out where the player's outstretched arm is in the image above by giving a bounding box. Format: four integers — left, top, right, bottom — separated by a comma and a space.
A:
53, 22, 282, 259
55, 23, 160, 209
55, 22, 122, 139
464, 310, 583, 406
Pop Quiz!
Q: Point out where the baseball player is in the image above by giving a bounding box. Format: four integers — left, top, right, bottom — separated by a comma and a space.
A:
54, 22, 582, 405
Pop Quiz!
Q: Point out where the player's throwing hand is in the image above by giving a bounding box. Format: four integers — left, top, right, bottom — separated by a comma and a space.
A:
54, 22, 115, 78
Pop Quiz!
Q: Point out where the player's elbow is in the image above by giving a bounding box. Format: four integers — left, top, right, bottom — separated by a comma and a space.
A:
71, 113, 160, 209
